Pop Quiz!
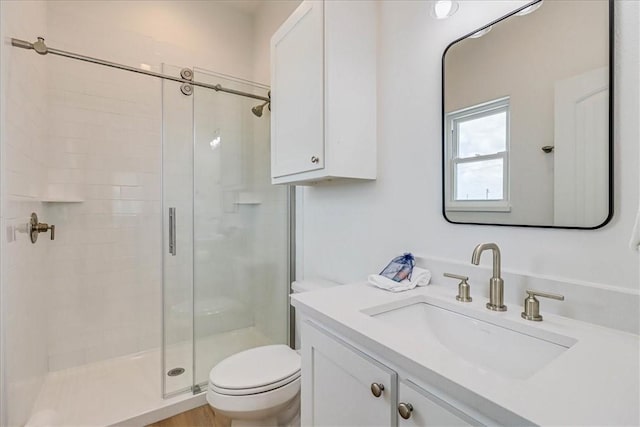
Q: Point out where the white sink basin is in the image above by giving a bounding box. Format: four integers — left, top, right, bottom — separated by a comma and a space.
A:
369, 301, 576, 379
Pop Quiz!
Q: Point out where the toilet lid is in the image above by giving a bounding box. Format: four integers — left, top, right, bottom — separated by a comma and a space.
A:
209, 345, 301, 391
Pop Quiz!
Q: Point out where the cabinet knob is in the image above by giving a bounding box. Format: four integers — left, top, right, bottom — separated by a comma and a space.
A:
398, 403, 414, 420
311, 156, 320, 164
370, 382, 384, 398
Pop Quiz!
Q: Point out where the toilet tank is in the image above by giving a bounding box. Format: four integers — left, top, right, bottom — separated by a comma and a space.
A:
291, 278, 341, 349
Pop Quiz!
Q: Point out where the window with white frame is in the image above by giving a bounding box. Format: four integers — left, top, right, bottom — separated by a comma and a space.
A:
446, 97, 510, 212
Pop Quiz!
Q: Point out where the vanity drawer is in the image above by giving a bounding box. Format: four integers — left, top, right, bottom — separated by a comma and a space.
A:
397, 380, 481, 427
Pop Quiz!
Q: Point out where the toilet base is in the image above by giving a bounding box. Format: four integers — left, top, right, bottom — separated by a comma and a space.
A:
206, 345, 301, 427
216, 392, 300, 427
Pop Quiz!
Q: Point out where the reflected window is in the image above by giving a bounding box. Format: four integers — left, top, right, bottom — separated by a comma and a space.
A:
446, 97, 510, 211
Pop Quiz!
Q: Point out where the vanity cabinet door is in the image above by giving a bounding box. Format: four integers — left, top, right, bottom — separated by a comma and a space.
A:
398, 380, 481, 426
302, 321, 396, 427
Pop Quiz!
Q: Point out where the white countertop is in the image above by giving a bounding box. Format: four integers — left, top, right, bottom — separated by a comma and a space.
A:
292, 282, 640, 426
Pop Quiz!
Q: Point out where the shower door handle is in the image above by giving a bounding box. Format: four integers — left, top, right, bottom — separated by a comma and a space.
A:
169, 207, 176, 256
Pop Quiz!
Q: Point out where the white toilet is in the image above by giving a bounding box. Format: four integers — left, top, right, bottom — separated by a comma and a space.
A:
206, 278, 340, 427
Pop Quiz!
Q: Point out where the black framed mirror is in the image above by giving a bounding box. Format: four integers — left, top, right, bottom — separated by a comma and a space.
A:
442, 0, 613, 229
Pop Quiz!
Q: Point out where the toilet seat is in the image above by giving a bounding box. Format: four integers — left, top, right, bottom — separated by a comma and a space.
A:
207, 377, 300, 421
210, 371, 300, 396
209, 345, 301, 396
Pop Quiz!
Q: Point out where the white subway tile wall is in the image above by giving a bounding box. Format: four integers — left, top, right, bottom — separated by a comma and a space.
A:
43, 56, 163, 370
1, 1, 50, 425
37, 0, 259, 372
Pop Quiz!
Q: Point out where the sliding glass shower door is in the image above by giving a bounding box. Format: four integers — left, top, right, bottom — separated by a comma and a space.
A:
162, 65, 290, 397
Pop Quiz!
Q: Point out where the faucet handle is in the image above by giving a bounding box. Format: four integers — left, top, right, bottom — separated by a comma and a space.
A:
29, 212, 56, 243
443, 273, 468, 282
521, 289, 564, 322
443, 273, 472, 302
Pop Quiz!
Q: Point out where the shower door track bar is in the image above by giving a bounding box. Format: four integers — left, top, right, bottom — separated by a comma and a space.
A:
10, 37, 271, 103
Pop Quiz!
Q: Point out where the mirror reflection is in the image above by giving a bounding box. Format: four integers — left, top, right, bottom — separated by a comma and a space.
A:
443, 0, 611, 228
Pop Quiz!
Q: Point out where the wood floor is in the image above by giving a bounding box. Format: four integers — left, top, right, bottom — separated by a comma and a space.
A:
147, 405, 230, 427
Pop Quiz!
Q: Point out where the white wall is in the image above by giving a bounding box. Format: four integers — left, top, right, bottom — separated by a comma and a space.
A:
300, 1, 639, 322
0, 1, 50, 425
253, 1, 302, 85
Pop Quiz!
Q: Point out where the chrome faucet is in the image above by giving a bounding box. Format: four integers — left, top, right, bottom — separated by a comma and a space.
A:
471, 243, 506, 311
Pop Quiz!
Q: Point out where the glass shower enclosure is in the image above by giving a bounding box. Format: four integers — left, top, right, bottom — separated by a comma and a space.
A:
161, 65, 290, 396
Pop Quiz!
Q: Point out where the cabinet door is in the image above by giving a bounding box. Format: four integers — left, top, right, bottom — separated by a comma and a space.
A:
302, 322, 396, 427
397, 380, 481, 426
271, 0, 325, 179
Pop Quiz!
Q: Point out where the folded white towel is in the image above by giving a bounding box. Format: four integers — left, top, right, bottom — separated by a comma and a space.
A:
411, 267, 432, 287
368, 267, 432, 292
368, 275, 412, 292
630, 209, 640, 251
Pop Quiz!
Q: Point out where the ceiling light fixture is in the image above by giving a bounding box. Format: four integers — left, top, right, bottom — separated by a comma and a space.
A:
515, 1, 543, 17
432, 0, 459, 20
469, 26, 493, 39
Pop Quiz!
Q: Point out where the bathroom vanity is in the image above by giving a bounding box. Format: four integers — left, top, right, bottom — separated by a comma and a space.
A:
291, 283, 639, 426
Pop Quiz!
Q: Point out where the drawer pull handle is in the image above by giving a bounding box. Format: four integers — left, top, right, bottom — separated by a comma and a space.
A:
311, 156, 320, 164
398, 402, 414, 420
370, 382, 384, 398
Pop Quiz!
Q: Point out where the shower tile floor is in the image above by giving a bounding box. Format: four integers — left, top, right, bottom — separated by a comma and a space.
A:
27, 327, 271, 427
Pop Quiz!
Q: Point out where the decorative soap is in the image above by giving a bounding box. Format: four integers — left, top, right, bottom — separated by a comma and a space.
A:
379, 253, 415, 282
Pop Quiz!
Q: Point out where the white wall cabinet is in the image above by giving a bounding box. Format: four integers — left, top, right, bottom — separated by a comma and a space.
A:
302, 321, 488, 426
270, 0, 377, 185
